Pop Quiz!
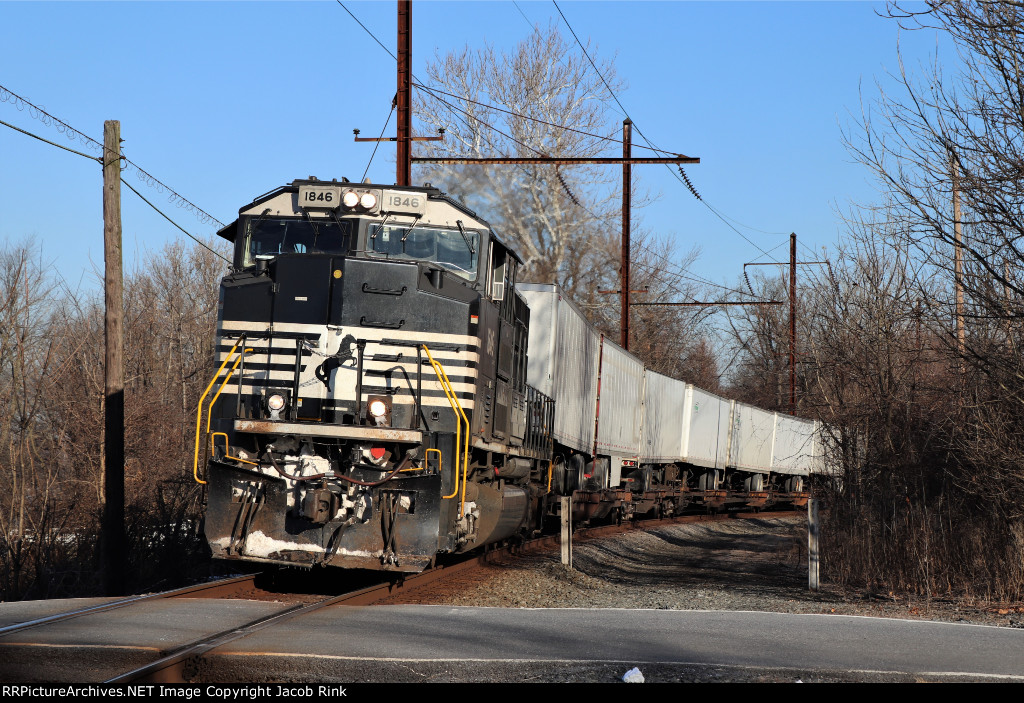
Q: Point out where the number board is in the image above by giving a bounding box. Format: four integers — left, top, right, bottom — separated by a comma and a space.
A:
381, 190, 427, 216
298, 185, 342, 209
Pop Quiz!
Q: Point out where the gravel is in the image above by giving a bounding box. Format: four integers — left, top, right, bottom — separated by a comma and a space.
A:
378, 515, 1024, 628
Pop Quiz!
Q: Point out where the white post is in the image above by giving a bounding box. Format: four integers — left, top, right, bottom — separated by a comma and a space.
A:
560, 495, 572, 569
808, 498, 819, 591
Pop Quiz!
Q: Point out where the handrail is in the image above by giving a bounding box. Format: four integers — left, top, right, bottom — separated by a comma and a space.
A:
402, 448, 442, 474
192, 336, 246, 485
211, 432, 260, 467
425, 447, 442, 475
206, 349, 252, 440
421, 345, 470, 516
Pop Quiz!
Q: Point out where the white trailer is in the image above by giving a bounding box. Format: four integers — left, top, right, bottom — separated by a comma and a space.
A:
519, 284, 600, 453
728, 402, 776, 474
594, 337, 644, 485
680, 385, 731, 470
640, 370, 687, 464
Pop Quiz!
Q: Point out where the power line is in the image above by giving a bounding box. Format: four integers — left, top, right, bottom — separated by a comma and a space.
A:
120, 178, 231, 265
549, 3, 785, 259
335, 3, 548, 160
0, 83, 224, 229
0, 112, 231, 264
556, 172, 761, 300
412, 82, 676, 156
362, 101, 396, 182
333, 1, 767, 303
551, 1, 630, 119
0, 117, 100, 161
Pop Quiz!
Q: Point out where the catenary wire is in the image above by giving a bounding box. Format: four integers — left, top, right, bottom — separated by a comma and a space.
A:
362, 101, 396, 182
334, 1, 773, 300
548, 3, 783, 258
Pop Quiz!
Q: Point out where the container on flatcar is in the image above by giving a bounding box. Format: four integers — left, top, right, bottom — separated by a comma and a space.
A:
518, 283, 600, 454
593, 337, 644, 487
640, 370, 688, 465
680, 385, 731, 471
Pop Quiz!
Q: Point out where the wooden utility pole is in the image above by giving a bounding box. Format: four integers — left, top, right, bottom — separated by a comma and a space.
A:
396, 0, 412, 186
101, 120, 126, 596
621, 119, 632, 350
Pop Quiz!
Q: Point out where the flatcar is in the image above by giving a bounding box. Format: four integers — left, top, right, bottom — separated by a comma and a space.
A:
197, 177, 820, 572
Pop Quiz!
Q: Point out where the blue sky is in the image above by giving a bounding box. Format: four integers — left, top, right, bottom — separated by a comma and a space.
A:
0, 1, 948, 295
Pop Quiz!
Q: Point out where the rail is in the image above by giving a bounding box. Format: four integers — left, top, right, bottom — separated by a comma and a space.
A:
421, 344, 469, 515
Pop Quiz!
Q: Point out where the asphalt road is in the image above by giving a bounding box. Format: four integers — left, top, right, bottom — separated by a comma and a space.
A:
2, 599, 1022, 682
211, 604, 1024, 682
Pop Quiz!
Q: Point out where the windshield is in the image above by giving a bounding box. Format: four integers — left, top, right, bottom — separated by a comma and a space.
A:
242, 216, 352, 267
369, 224, 479, 281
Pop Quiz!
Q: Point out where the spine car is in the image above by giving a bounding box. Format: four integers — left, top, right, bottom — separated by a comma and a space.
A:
199, 178, 820, 572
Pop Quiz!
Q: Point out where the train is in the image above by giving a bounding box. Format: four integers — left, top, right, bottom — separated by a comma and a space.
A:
197, 176, 822, 572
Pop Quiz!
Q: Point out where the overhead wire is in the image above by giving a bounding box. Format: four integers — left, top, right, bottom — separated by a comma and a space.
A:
557, 175, 763, 300
362, 100, 396, 182
0, 112, 231, 264
411, 82, 678, 156
548, 2, 785, 260
0, 117, 100, 161
333, 1, 776, 302
0, 83, 224, 228
335, 2, 550, 161
120, 178, 232, 264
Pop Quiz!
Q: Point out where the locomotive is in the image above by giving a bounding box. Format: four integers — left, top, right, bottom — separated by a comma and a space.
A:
198, 177, 819, 573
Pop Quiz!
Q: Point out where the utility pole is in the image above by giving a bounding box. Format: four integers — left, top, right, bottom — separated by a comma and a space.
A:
789, 232, 797, 415
744, 239, 828, 416
354, 1, 442, 180
621, 119, 632, 350
101, 120, 126, 596
396, 0, 412, 186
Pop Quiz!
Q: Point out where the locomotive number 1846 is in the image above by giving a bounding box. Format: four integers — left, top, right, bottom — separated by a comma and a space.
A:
382, 189, 427, 216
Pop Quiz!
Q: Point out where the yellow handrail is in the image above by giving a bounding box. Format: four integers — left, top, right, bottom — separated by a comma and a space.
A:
211, 431, 259, 466
400, 447, 444, 474
205, 350, 252, 439
425, 447, 442, 475
192, 336, 246, 485
421, 345, 470, 516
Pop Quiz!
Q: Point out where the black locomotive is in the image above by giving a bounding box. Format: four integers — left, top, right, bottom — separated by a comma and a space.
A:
201, 178, 551, 571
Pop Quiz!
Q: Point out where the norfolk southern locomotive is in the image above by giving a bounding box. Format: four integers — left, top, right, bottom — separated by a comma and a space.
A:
199, 177, 820, 572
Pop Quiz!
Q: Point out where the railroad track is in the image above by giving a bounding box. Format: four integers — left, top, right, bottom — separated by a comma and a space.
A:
1, 509, 798, 683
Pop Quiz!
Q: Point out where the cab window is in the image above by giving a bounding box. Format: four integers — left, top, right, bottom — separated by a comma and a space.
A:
369, 224, 479, 281
242, 216, 351, 267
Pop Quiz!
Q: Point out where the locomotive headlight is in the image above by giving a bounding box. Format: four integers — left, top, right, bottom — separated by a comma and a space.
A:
265, 391, 289, 420
359, 192, 378, 210
367, 396, 391, 426
342, 190, 360, 208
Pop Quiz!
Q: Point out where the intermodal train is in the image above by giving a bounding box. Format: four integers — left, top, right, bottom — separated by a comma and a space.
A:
197, 177, 822, 572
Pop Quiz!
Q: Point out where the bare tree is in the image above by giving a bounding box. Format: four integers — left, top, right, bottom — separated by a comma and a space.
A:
0, 235, 227, 599
414, 25, 628, 293
415, 26, 720, 376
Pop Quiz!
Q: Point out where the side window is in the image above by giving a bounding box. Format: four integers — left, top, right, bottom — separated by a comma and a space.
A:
490, 244, 507, 301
